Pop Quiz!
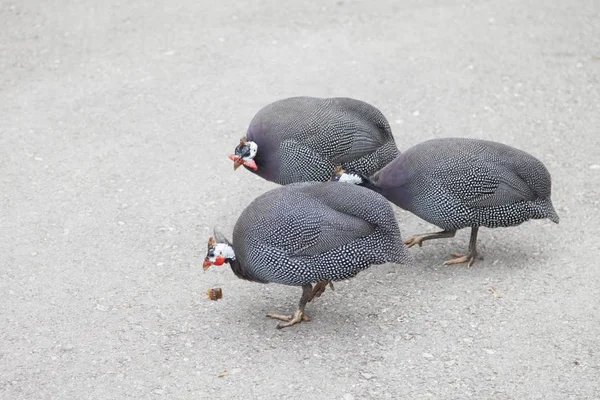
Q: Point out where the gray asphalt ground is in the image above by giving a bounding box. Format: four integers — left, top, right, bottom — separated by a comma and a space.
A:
2, 0, 599, 399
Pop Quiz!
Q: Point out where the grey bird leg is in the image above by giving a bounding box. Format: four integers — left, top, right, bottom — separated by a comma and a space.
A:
443, 227, 481, 268
404, 230, 456, 248
309, 280, 335, 302
266, 284, 313, 329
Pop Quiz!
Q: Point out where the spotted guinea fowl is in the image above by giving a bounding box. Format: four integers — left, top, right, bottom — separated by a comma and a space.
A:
202, 181, 412, 329
330, 138, 559, 267
227, 96, 400, 185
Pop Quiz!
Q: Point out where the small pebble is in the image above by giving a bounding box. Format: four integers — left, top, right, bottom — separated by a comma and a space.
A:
360, 372, 374, 380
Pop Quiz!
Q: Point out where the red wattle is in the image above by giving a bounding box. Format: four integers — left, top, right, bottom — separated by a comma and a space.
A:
213, 256, 225, 265
244, 159, 258, 171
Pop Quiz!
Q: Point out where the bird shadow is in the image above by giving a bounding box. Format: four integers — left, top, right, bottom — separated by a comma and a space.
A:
205, 224, 560, 337
406, 224, 559, 276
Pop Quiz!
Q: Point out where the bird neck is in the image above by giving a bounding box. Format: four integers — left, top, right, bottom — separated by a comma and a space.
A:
228, 257, 266, 283
358, 176, 383, 195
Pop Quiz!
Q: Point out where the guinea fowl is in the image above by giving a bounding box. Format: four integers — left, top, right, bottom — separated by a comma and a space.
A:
202, 182, 412, 329
330, 138, 559, 267
227, 96, 400, 185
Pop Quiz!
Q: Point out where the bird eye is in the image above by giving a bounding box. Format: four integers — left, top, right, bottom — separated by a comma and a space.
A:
234, 143, 249, 157
235, 144, 250, 158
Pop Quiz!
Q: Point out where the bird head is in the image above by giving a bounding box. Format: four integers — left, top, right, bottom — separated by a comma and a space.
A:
203, 235, 236, 271
228, 136, 258, 171
329, 165, 365, 185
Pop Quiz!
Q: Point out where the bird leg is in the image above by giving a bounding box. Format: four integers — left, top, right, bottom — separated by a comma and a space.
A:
404, 230, 456, 248
266, 284, 313, 329
309, 280, 334, 302
443, 227, 481, 267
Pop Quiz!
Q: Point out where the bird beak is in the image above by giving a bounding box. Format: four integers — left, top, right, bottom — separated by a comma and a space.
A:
203, 258, 212, 270
228, 154, 245, 171
228, 154, 257, 171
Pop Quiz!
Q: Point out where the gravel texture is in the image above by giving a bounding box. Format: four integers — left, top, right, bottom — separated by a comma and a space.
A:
1, 0, 599, 399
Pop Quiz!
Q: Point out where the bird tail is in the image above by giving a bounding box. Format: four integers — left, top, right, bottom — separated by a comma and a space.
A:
540, 198, 559, 224
547, 206, 560, 224
388, 235, 415, 267
526, 198, 559, 225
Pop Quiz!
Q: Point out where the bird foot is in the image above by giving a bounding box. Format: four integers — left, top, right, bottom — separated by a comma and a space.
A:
403, 235, 425, 248
443, 252, 481, 268
266, 310, 310, 329
309, 281, 334, 302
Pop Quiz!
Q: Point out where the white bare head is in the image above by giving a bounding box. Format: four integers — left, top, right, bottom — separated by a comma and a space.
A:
329, 166, 365, 185
242, 141, 258, 160
203, 236, 236, 270
229, 136, 259, 171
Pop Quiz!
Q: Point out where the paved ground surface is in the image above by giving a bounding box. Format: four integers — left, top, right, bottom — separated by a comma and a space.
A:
1, 0, 599, 399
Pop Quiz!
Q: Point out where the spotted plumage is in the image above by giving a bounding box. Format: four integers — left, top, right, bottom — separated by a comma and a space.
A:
229, 97, 400, 185
331, 138, 559, 266
203, 181, 412, 328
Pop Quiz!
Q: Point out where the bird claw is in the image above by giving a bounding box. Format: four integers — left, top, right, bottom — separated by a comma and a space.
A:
403, 235, 424, 248
443, 252, 480, 268
266, 310, 310, 329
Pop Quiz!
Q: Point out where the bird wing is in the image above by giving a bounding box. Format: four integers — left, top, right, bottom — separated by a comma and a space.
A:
470, 167, 539, 208
439, 163, 538, 208
292, 209, 375, 256
264, 205, 374, 257
330, 125, 389, 163
249, 183, 377, 257
289, 98, 393, 161
295, 118, 384, 162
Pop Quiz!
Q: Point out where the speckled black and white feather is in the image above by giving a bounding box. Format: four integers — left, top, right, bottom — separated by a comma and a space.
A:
243, 97, 400, 185
366, 138, 559, 230
226, 182, 412, 286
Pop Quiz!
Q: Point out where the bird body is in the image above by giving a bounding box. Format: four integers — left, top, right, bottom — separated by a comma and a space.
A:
229, 97, 400, 185
332, 138, 559, 266
203, 181, 412, 328
371, 138, 559, 230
